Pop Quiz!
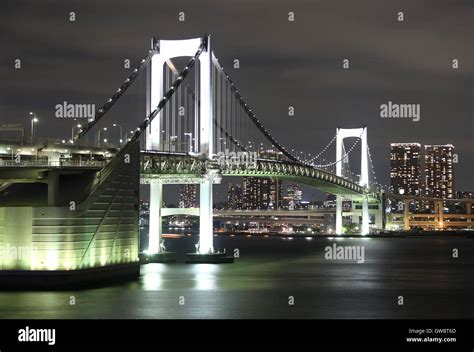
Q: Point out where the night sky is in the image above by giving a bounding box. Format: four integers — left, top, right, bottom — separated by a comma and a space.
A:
1, 0, 472, 202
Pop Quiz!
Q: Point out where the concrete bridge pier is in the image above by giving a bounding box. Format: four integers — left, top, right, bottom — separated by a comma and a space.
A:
199, 179, 214, 254
185, 177, 233, 263
436, 200, 444, 229
148, 183, 162, 254
335, 195, 343, 235
336, 195, 371, 235
47, 170, 60, 206
467, 202, 472, 228
403, 199, 410, 231
362, 195, 369, 235
146, 183, 175, 263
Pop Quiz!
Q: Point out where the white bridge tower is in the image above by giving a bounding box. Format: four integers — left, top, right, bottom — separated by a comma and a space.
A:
146, 35, 215, 255
335, 127, 370, 235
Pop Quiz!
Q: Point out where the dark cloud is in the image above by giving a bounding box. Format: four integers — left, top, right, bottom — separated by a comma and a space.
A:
0, 0, 472, 201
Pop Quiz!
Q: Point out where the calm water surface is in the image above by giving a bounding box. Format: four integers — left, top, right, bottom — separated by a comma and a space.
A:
0, 235, 473, 319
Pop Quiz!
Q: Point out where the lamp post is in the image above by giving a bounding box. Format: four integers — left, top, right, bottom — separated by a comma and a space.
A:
125, 130, 135, 142
169, 135, 177, 152
248, 141, 254, 153
161, 130, 166, 151
6, 147, 13, 161
219, 137, 227, 152
29, 112, 38, 143
113, 123, 123, 145
184, 133, 193, 153
97, 127, 107, 147
29, 147, 38, 163
71, 124, 82, 143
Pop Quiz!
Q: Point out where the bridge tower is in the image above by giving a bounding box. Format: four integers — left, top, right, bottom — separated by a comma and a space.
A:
146, 35, 215, 255
335, 127, 370, 235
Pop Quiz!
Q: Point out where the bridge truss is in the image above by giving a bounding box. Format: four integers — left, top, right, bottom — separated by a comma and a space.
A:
75, 34, 383, 255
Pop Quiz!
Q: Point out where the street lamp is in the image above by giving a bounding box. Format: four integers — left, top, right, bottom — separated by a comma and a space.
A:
113, 123, 123, 145
184, 133, 193, 153
248, 141, 254, 152
29, 112, 38, 143
71, 124, 82, 143
169, 135, 177, 152
219, 137, 227, 152
6, 147, 13, 161
97, 127, 107, 147
125, 130, 134, 142
161, 130, 166, 151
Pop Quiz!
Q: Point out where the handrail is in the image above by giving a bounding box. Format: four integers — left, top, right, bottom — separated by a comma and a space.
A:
0, 160, 106, 168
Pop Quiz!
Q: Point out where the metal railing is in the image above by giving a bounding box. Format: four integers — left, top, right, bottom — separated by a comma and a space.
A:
0, 159, 106, 168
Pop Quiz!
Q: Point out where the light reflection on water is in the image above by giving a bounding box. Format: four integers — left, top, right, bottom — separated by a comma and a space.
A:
193, 264, 219, 291
0, 235, 473, 319
141, 263, 220, 291
141, 264, 167, 290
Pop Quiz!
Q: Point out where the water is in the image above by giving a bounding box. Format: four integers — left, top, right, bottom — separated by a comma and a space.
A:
0, 235, 473, 319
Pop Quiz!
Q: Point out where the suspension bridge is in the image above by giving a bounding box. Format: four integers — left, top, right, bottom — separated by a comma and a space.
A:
0, 34, 384, 279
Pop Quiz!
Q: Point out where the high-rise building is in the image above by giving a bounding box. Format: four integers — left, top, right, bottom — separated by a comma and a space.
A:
284, 183, 302, 209
243, 149, 282, 210
243, 177, 282, 210
227, 183, 243, 209
390, 143, 422, 197
139, 200, 150, 227
454, 191, 473, 214
179, 184, 197, 208
456, 191, 473, 199
258, 149, 283, 160
424, 144, 454, 200
139, 200, 150, 215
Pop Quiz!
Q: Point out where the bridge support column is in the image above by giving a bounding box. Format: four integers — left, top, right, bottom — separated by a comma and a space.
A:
467, 202, 472, 228
437, 200, 444, 230
148, 183, 163, 254
146, 183, 176, 263
47, 170, 60, 206
195, 34, 216, 255
403, 199, 410, 231
186, 176, 233, 263
362, 195, 369, 235
335, 195, 343, 235
198, 179, 214, 254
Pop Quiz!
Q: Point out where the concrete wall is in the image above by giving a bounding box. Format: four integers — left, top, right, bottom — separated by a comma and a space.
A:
0, 141, 140, 271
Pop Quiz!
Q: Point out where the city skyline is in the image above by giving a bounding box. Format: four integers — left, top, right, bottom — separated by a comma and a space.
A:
1, 1, 473, 345
1, 0, 472, 197
175, 139, 467, 206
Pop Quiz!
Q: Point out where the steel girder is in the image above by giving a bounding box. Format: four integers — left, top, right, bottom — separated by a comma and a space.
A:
139, 153, 380, 198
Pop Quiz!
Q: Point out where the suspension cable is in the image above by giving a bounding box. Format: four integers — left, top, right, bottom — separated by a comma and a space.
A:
306, 132, 338, 164
367, 144, 381, 190
77, 48, 156, 140
312, 129, 364, 168
211, 55, 304, 165
123, 36, 207, 149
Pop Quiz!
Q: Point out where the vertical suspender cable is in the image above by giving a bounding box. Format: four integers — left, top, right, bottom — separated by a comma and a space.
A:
178, 79, 182, 152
